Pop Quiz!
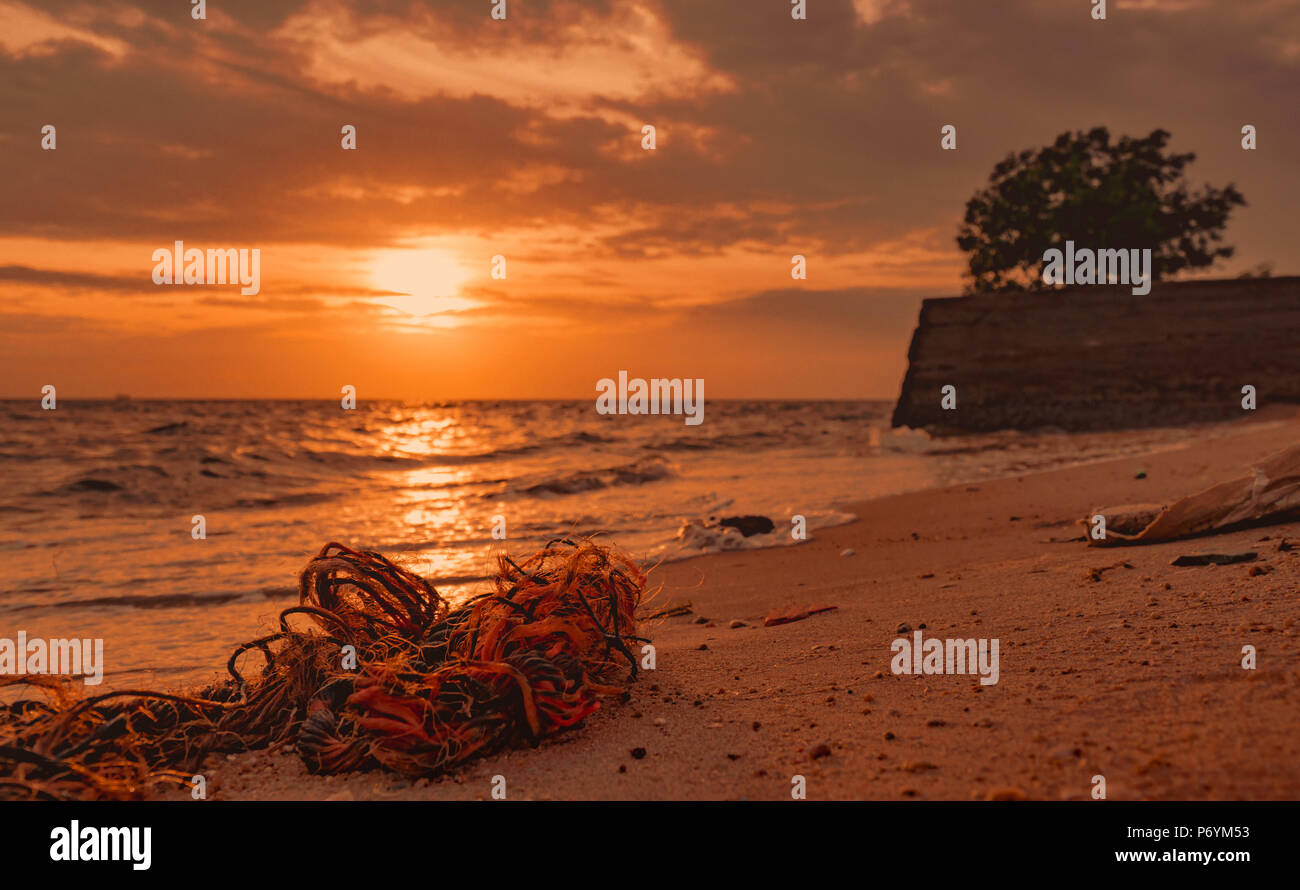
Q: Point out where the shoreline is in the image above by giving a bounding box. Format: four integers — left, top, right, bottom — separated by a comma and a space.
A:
652, 407, 1295, 570
168, 411, 1300, 800
10, 407, 1288, 693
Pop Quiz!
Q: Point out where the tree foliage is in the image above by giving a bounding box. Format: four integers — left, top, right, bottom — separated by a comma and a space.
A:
956, 127, 1246, 293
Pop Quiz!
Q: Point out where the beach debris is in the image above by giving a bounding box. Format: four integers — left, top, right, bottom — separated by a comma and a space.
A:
896, 622, 912, 633
642, 601, 692, 620
630, 747, 647, 759
0, 538, 645, 800
985, 787, 1029, 801
717, 515, 775, 537
1085, 443, 1300, 546
1247, 564, 1273, 576
1048, 746, 1082, 763
1085, 560, 1134, 582
902, 760, 937, 772
840, 548, 855, 557
809, 744, 832, 759
763, 604, 838, 627
674, 519, 752, 552
1279, 539, 1294, 552
1171, 551, 1257, 567
728, 619, 747, 629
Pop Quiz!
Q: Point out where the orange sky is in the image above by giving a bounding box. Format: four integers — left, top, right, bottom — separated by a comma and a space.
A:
1, 0, 1296, 399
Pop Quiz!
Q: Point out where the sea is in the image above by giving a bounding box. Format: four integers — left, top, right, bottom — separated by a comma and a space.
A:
0, 398, 1269, 689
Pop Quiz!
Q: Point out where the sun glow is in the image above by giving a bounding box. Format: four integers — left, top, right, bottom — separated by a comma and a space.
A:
370, 248, 477, 322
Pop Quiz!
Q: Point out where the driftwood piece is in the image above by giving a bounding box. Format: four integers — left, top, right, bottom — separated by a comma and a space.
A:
1085, 444, 1300, 546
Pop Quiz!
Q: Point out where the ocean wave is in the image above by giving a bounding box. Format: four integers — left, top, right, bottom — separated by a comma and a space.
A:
144, 421, 189, 434
4, 591, 247, 612
646, 430, 786, 451
231, 491, 336, 509
413, 430, 619, 465
517, 456, 673, 497
56, 465, 169, 495
27, 459, 337, 514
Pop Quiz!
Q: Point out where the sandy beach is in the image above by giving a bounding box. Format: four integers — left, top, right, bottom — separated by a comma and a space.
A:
183, 411, 1300, 801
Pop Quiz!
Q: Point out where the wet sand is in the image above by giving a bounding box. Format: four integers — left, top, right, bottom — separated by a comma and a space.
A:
186, 414, 1300, 800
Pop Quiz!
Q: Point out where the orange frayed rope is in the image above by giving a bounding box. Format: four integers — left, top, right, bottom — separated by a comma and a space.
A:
0, 538, 647, 799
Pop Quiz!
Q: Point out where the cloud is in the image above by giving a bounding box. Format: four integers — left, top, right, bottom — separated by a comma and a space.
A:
0, 264, 147, 292
0, 1, 129, 59
0, 0, 1296, 397
0, 310, 108, 334
852, 0, 912, 26
276, 0, 735, 108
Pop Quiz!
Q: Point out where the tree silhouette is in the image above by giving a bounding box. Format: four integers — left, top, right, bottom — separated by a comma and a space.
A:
956, 127, 1246, 293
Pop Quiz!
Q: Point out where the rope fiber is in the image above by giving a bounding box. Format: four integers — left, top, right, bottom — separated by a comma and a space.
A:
0, 538, 646, 800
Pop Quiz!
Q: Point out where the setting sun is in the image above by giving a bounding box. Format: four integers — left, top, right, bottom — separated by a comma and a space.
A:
370, 248, 477, 320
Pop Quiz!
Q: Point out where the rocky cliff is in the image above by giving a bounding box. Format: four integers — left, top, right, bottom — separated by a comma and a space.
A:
891, 276, 1300, 432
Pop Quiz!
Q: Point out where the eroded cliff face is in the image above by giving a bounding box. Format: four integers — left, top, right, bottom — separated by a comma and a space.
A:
890, 277, 1300, 433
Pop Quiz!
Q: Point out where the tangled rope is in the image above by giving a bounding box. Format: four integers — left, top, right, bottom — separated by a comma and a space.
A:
0, 538, 647, 800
